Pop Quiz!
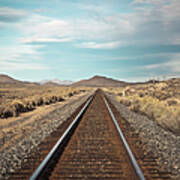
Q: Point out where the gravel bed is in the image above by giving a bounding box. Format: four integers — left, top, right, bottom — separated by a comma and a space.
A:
0, 92, 93, 179
106, 92, 180, 179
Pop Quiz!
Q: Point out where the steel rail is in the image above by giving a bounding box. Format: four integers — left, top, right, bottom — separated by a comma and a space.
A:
103, 97, 146, 180
30, 96, 93, 180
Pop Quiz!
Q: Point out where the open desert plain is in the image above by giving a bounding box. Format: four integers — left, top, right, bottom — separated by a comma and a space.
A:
0, 74, 180, 179
0, 75, 95, 179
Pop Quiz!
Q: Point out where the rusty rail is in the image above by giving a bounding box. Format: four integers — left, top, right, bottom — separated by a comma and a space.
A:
30, 96, 93, 180
104, 96, 146, 180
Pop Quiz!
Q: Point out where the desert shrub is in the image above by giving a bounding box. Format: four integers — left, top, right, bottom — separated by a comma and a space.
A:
130, 104, 140, 113
10, 100, 26, 114
0, 107, 5, 118
57, 96, 65, 102
103, 81, 180, 135
68, 92, 73, 97
138, 92, 145, 98
118, 92, 123, 96
30, 97, 43, 106
43, 97, 51, 105
25, 101, 35, 111
159, 94, 171, 100
53, 96, 58, 101
31, 101, 36, 107
42, 95, 60, 105
73, 91, 78, 94
2, 107, 14, 118
118, 95, 180, 135
0, 101, 22, 117
0, 86, 90, 118
167, 100, 177, 106
36, 97, 44, 106
152, 91, 170, 100
120, 99, 131, 106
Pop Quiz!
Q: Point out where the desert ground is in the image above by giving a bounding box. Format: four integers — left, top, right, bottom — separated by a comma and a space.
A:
0, 83, 94, 152
0, 75, 180, 179
0, 83, 92, 119
103, 78, 180, 135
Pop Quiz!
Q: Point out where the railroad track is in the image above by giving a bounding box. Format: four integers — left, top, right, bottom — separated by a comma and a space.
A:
8, 90, 171, 180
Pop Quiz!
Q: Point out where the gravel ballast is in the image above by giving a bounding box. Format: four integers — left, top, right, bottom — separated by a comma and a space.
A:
106, 92, 180, 179
0, 92, 93, 179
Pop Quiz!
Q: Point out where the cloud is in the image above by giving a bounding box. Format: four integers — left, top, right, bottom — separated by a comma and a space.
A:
18, 13, 134, 45
160, 58, 180, 73
0, 39, 48, 73
0, 7, 28, 23
0, 43, 47, 72
17, 17, 74, 43
1, 1, 180, 77
15, 0, 180, 50
131, 0, 146, 4
21, 18, 68, 35
144, 53, 180, 73
20, 37, 73, 43
0, 44, 47, 71
0, 44, 44, 62
130, 0, 180, 45
1, 1, 180, 48
75, 41, 123, 49
0, 1, 179, 81
132, 0, 169, 5
0, 61, 47, 71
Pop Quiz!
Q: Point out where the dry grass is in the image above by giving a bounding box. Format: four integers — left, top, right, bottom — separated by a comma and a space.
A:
103, 78, 180, 135
0, 90, 93, 153
0, 84, 92, 118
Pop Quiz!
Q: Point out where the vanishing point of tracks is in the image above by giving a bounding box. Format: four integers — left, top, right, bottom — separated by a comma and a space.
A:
8, 90, 171, 180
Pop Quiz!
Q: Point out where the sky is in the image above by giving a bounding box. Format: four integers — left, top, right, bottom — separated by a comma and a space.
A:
0, 0, 180, 82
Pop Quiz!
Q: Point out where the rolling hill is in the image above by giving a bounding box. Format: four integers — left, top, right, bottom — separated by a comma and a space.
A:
72, 75, 128, 87
0, 74, 22, 84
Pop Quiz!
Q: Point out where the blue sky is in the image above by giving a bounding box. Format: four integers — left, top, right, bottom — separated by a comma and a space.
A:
0, 0, 180, 82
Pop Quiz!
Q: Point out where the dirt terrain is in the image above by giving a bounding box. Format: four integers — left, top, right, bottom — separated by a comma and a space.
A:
0, 79, 92, 119
0, 84, 94, 151
103, 78, 180, 135
1, 74, 180, 179
106, 92, 180, 179
0, 89, 94, 179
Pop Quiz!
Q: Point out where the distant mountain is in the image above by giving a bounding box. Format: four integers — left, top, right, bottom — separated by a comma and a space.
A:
72, 75, 128, 87
40, 79, 73, 85
43, 81, 60, 86
0, 74, 22, 84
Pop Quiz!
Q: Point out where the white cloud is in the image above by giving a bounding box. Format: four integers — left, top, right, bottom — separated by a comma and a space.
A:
163, 60, 180, 73
0, 61, 47, 71
20, 37, 73, 43
75, 41, 123, 49
132, 0, 180, 45
17, 12, 134, 45
15, 0, 180, 48
1, 1, 180, 59
144, 53, 180, 73
131, 0, 146, 4
0, 45, 44, 62
0, 7, 28, 22
132, 0, 170, 5
144, 64, 161, 69
21, 18, 68, 35
0, 44, 47, 71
